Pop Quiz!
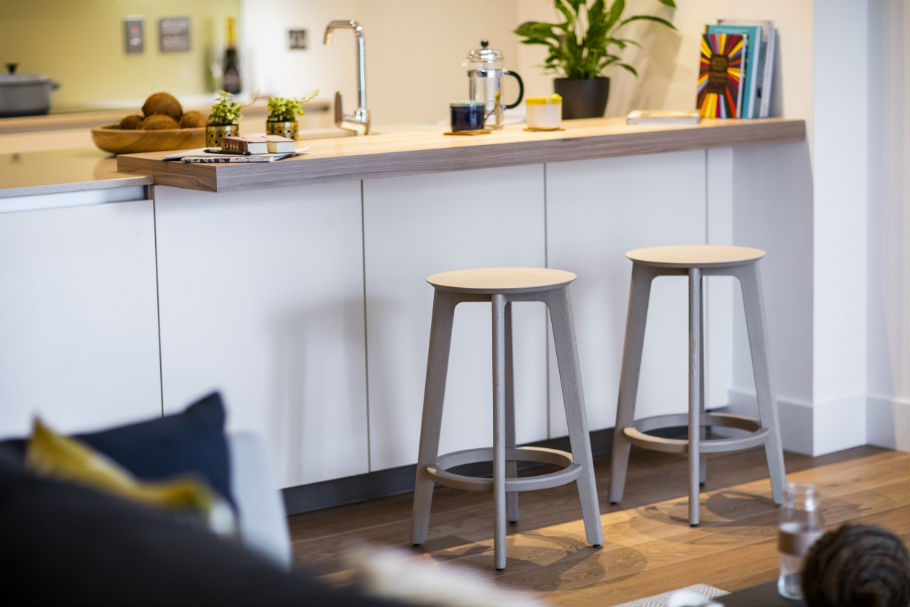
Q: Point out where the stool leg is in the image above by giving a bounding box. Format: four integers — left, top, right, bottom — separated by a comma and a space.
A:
610, 264, 656, 504
737, 263, 787, 504
699, 274, 707, 487
504, 302, 519, 524
492, 294, 508, 570
688, 268, 703, 527
547, 287, 604, 547
411, 290, 459, 546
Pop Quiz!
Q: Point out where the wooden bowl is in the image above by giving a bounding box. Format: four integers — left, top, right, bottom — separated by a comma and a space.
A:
91, 124, 204, 154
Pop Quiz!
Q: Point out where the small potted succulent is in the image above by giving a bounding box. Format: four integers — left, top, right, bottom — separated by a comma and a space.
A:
206, 90, 245, 147
265, 90, 319, 140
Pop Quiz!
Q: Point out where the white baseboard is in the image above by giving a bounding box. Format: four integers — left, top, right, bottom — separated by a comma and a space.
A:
866, 395, 910, 452
728, 389, 813, 455
727, 390, 867, 456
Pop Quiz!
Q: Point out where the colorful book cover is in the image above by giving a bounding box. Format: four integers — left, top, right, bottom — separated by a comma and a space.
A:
697, 33, 746, 119
708, 24, 762, 118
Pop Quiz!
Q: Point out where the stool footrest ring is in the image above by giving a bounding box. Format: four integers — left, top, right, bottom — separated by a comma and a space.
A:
622, 412, 769, 454
425, 446, 581, 492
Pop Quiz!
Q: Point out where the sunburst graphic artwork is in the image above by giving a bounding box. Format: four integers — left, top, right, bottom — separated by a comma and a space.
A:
697, 33, 746, 118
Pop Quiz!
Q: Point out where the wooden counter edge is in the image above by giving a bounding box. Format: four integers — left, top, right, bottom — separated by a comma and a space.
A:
117, 119, 806, 193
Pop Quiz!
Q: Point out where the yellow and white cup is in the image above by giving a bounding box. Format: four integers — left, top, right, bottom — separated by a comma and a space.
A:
526, 94, 562, 129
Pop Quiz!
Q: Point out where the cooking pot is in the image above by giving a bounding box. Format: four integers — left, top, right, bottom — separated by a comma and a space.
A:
0, 63, 61, 117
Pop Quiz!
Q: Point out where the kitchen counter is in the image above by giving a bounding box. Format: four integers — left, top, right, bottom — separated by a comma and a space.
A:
0, 114, 813, 492
0, 117, 805, 199
0, 100, 332, 134
116, 117, 806, 193
0, 108, 338, 199
0, 147, 152, 198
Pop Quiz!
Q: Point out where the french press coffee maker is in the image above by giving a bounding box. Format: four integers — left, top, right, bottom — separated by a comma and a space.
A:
463, 40, 524, 129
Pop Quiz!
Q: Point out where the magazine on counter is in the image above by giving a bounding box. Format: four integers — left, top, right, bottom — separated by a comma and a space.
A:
162, 146, 310, 163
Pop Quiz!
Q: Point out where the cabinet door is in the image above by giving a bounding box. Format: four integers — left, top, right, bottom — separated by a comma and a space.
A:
0, 200, 161, 437
154, 183, 367, 488
364, 165, 548, 472
546, 151, 709, 435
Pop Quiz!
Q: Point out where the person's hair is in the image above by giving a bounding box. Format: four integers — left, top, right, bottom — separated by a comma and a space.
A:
802, 524, 910, 607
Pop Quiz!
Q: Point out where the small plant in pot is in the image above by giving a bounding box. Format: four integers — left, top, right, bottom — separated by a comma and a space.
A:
266, 90, 319, 140
514, 0, 677, 119
206, 90, 245, 147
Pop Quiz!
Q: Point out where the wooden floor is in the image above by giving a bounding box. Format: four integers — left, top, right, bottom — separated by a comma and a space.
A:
288, 446, 909, 606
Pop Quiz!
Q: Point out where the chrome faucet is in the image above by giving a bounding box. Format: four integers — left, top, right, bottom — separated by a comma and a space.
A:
323, 19, 370, 135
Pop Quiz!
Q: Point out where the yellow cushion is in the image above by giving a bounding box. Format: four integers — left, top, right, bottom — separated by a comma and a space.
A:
26, 418, 237, 537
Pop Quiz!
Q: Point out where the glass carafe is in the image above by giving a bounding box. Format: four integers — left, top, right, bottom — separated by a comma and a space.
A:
463, 40, 523, 129
777, 483, 825, 599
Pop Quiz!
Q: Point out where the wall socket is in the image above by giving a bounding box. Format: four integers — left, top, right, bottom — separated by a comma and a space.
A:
124, 16, 144, 54
288, 29, 308, 50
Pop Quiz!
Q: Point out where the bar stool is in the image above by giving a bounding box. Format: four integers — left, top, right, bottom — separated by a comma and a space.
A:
609, 245, 786, 526
410, 267, 603, 570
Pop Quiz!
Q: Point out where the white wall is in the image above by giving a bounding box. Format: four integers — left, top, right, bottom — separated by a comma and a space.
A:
808, 1, 870, 454
866, 0, 910, 451
240, 0, 522, 128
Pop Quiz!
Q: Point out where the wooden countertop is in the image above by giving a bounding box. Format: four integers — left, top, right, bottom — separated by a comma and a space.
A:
0, 147, 152, 198
116, 117, 806, 193
0, 100, 331, 134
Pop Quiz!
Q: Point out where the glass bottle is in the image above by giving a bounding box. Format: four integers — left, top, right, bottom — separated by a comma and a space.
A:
777, 482, 825, 599
222, 17, 241, 94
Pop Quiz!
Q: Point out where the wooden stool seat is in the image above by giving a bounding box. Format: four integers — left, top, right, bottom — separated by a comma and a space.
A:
610, 245, 787, 526
427, 267, 576, 293
411, 267, 603, 570
626, 245, 765, 268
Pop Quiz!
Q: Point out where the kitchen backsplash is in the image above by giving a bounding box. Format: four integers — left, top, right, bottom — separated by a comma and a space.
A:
0, 0, 240, 113
1, 0, 522, 126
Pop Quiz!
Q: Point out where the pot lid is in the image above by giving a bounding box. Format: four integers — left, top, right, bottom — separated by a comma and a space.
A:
0, 63, 52, 86
464, 40, 503, 67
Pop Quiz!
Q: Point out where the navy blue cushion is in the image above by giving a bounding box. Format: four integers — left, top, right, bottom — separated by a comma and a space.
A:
0, 392, 234, 506
0, 452, 406, 607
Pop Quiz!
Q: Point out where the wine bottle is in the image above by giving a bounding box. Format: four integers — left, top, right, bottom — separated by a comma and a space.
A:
222, 17, 241, 94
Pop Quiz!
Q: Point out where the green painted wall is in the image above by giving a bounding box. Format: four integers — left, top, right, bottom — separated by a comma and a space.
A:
0, 0, 240, 112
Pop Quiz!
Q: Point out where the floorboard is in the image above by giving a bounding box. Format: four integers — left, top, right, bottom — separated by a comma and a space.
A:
288, 446, 909, 606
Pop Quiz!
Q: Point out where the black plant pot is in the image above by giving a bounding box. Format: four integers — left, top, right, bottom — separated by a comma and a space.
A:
553, 77, 610, 119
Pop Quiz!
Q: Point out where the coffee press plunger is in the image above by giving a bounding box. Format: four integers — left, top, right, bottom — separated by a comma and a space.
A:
464, 40, 524, 129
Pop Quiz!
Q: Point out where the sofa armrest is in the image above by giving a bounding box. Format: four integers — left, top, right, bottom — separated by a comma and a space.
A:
228, 432, 292, 568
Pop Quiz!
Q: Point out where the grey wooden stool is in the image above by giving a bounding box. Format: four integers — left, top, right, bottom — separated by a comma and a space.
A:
609, 246, 786, 526
410, 267, 603, 570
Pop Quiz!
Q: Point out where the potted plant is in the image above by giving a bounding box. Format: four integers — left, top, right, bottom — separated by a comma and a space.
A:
265, 90, 319, 140
206, 90, 245, 147
514, 0, 677, 119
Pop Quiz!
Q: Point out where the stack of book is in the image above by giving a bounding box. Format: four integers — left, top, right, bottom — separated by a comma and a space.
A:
697, 20, 777, 119
162, 135, 300, 164
220, 135, 296, 155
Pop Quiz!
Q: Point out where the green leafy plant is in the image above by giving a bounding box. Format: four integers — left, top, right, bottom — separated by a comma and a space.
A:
266, 90, 320, 122
207, 90, 245, 125
514, 0, 677, 79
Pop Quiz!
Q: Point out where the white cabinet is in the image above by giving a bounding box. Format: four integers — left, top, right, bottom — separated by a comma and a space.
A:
0, 200, 161, 437
153, 183, 368, 488
546, 151, 714, 434
363, 165, 548, 472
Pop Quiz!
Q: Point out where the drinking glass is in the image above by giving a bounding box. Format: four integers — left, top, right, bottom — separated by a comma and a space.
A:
777, 482, 825, 599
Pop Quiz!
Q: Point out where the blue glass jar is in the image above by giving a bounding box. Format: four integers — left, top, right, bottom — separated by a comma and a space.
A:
450, 101, 486, 131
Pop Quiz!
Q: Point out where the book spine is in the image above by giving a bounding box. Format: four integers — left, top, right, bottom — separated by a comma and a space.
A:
219, 137, 249, 154
760, 28, 776, 117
